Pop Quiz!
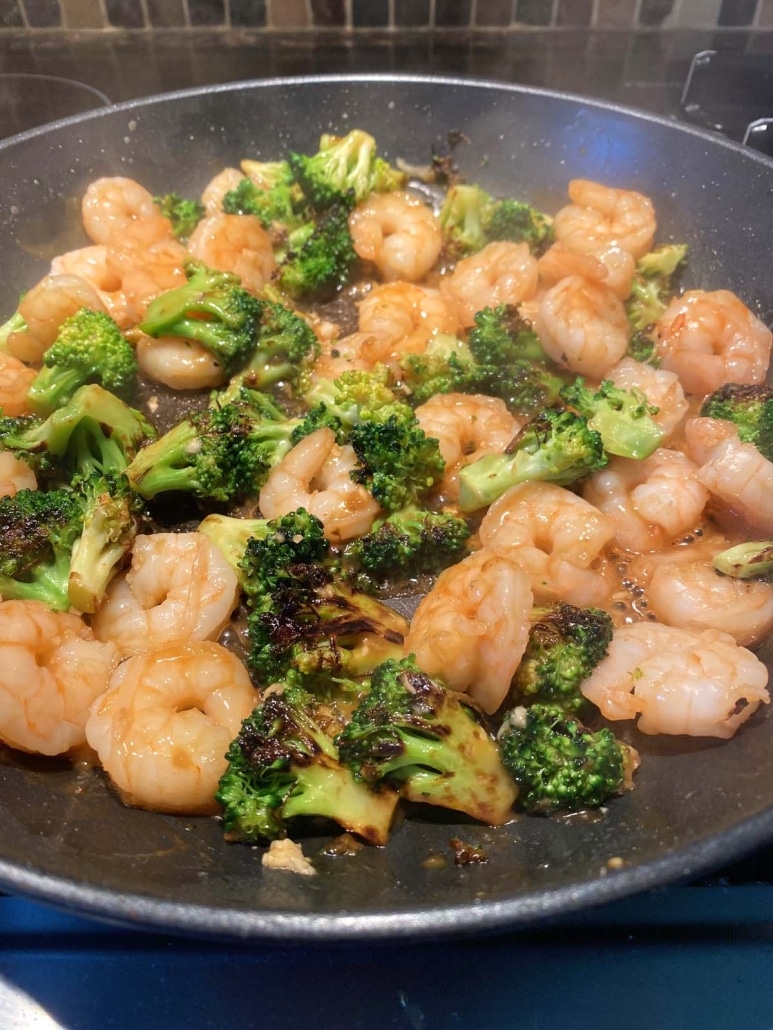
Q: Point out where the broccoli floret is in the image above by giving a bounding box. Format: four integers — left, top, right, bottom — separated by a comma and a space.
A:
238, 509, 407, 685
26, 309, 138, 417
0, 308, 28, 350
713, 540, 773, 579
0, 487, 84, 610
349, 413, 445, 512
297, 366, 404, 443
221, 176, 306, 232
484, 197, 554, 252
239, 159, 293, 190
336, 656, 517, 824
626, 329, 659, 366
288, 129, 388, 210
700, 383, 773, 462
626, 243, 687, 333
512, 604, 614, 714
457, 408, 607, 513
498, 703, 634, 814
139, 262, 262, 377
345, 507, 470, 589
278, 202, 358, 301
153, 192, 205, 241
399, 335, 477, 406
439, 184, 553, 258
216, 683, 399, 844
559, 377, 664, 460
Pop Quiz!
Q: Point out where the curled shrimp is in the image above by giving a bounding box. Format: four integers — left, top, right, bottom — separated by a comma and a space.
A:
655, 290, 772, 396
0, 453, 36, 499
106, 239, 188, 324
187, 212, 275, 294
0, 599, 120, 755
538, 242, 635, 300
0, 351, 36, 416
349, 191, 442, 282
606, 356, 689, 439
135, 333, 226, 390
49, 244, 131, 327
478, 481, 615, 608
7, 274, 107, 364
535, 275, 629, 380
201, 167, 244, 214
648, 559, 773, 648
581, 622, 769, 738
440, 241, 539, 329
553, 179, 656, 261
357, 282, 458, 366
583, 449, 708, 554
85, 641, 257, 814
414, 393, 521, 503
258, 427, 381, 543
82, 176, 174, 249
310, 331, 376, 382
92, 533, 240, 657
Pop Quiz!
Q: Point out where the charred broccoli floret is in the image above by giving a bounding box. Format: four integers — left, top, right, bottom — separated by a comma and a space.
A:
713, 540, 773, 579
700, 383, 773, 462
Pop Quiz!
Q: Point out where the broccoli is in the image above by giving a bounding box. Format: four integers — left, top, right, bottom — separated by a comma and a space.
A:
26, 308, 138, 417
559, 378, 664, 460
0, 384, 156, 479
626, 243, 687, 333
278, 202, 358, 301
457, 408, 607, 513
238, 509, 408, 685
216, 683, 399, 844
0, 487, 84, 610
0, 308, 28, 350
239, 159, 293, 190
484, 197, 554, 251
345, 507, 470, 588
288, 129, 403, 210
125, 393, 299, 503
300, 366, 401, 435
221, 176, 307, 233
498, 703, 634, 814
139, 262, 262, 377
700, 383, 773, 462
511, 603, 614, 714
153, 192, 205, 241
221, 300, 319, 399
713, 540, 773, 580
336, 656, 518, 824
439, 184, 553, 258
399, 334, 476, 406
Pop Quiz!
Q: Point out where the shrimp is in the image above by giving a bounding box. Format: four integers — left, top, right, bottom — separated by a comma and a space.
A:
414, 393, 521, 503
187, 212, 275, 294
0, 599, 120, 755
553, 179, 656, 261
583, 449, 708, 554
200, 167, 244, 214
106, 239, 188, 324
440, 241, 539, 329
6, 274, 107, 364
648, 560, 773, 648
82, 176, 174, 249
135, 333, 226, 390
538, 242, 635, 300
85, 641, 256, 814
0, 351, 36, 416
309, 331, 377, 382
258, 427, 381, 543
478, 481, 615, 608
349, 191, 442, 282
49, 244, 132, 326
92, 533, 239, 657
655, 290, 772, 396
581, 622, 769, 738
535, 275, 629, 380
405, 548, 534, 714
357, 282, 458, 365
0, 453, 36, 499
605, 356, 689, 439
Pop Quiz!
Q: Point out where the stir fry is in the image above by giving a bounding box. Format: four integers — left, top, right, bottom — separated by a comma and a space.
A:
0, 127, 771, 858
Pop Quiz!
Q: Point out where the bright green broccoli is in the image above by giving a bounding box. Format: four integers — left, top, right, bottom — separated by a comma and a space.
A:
26, 308, 138, 417
139, 262, 262, 377
457, 408, 607, 513
288, 129, 404, 210
300, 366, 401, 435
559, 377, 664, 459
626, 243, 687, 333
278, 202, 358, 301
713, 540, 773, 580
336, 656, 518, 824
498, 703, 634, 814
700, 383, 773, 462
153, 192, 205, 241
511, 603, 614, 714
221, 175, 307, 232
439, 183, 553, 258
399, 334, 476, 405
216, 682, 399, 845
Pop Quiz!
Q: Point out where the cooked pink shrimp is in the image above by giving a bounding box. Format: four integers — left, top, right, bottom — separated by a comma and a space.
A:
478, 481, 615, 607
0, 453, 36, 499
200, 167, 244, 214
655, 290, 772, 396
309, 331, 377, 382
583, 449, 708, 553
49, 244, 131, 326
553, 179, 656, 261
606, 356, 689, 439
6, 274, 107, 363
92, 533, 240, 657
0, 600, 120, 755
357, 282, 458, 365
135, 333, 226, 390
349, 191, 442, 282
258, 427, 381, 543
535, 275, 629, 380
107, 239, 188, 324
538, 242, 635, 300
82, 176, 174, 249
85, 641, 257, 814
581, 622, 769, 738
405, 548, 533, 714
648, 560, 773, 648
414, 393, 521, 503
0, 351, 36, 415
187, 213, 275, 294
440, 241, 539, 329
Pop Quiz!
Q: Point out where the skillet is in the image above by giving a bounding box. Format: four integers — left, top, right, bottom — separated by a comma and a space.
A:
0, 74, 772, 942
